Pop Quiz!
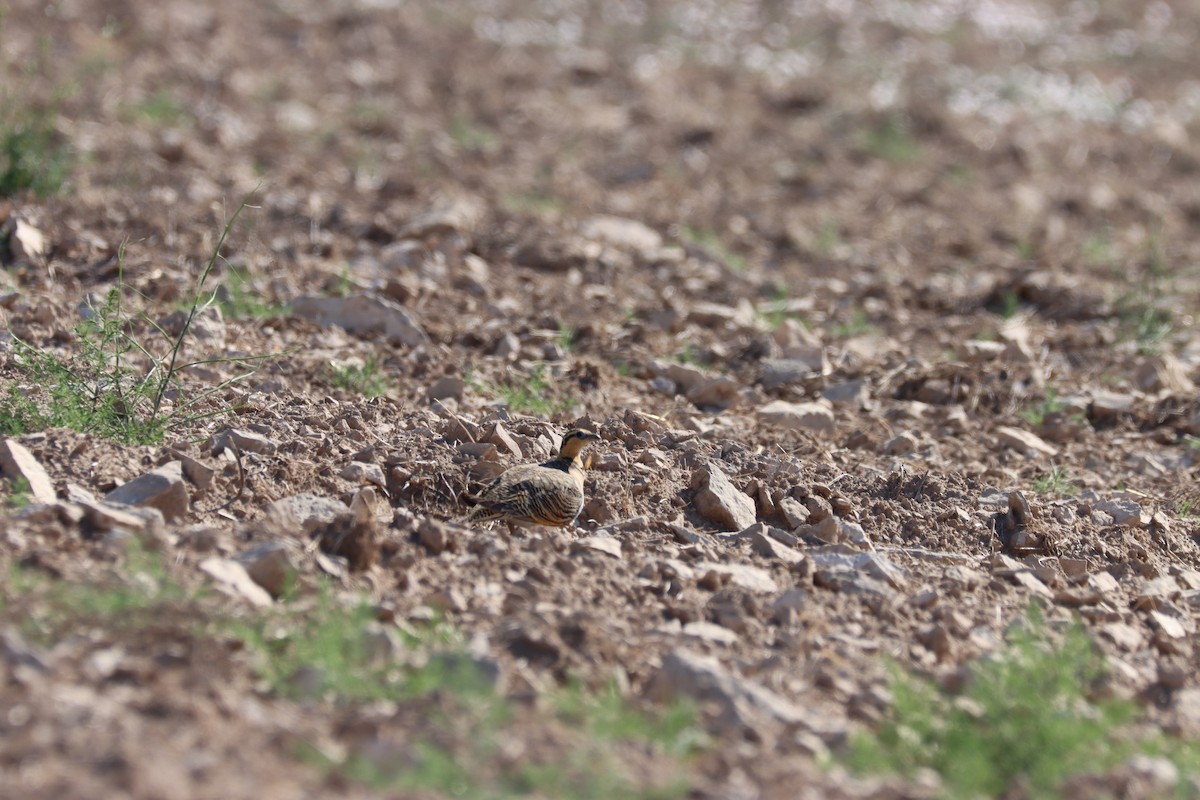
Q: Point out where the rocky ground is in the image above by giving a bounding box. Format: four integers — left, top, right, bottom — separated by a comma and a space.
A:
3, 0, 1200, 797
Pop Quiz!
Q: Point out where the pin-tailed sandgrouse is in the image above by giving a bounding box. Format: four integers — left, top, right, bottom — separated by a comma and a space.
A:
464, 428, 601, 527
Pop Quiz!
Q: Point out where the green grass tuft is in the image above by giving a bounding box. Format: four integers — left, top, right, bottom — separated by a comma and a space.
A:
469, 363, 574, 417
1020, 388, 1067, 427
0, 105, 71, 197
863, 116, 919, 164
325, 357, 389, 398
850, 606, 1199, 797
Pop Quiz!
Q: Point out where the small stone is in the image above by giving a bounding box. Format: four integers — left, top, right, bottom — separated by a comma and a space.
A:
199, 557, 273, 607
11, 218, 47, 263
265, 493, 348, 533
693, 562, 779, 593
105, 461, 189, 522
742, 523, 805, 565
760, 357, 823, 389
235, 541, 299, 597
1134, 355, 1193, 394
176, 454, 215, 492
1175, 688, 1200, 736
1134, 576, 1180, 610
1090, 390, 1135, 422
1176, 569, 1200, 591
427, 375, 466, 402
1095, 497, 1146, 528
962, 340, 1007, 361
1059, 557, 1089, 579
1012, 570, 1054, 598
691, 464, 757, 531
667, 523, 702, 544
687, 302, 750, 328
770, 588, 807, 624
579, 215, 663, 257
682, 621, 739, 645
0, 439, 56, 503
917, 624, 954, 660
158, 306, 226, 344
821, 378, 870, 407
494, 332, 520, 358
398, 194, 485, 240
881, 431, 919, 455
1101, 622, 1144, 652
484, 422, 523, 457
757, 400, 835, 434
804, 495, 833, 522
1123, 755, 1179, 795
1088, 570, 1121, 594
1148, 611, 1186, 640
645, 649, 805, 736
427, 587, 468, 614
778, 496, 810, 529
209, 428, 277, 456
571, 534, 623, 559
339, 461, 387, 489
995, 426, 1058, 458
66, 484, 166, 541
419, 517, 453, 554
686, 377, 740, 411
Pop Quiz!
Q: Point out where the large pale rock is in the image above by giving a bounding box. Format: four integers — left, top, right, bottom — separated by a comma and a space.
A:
1135, 355, 1194, 394
1090, 390, 1135, 422
760, 357, 823, 389
289, 294, 429, 347
397, 194, 485, 240
571, 534, 623, 559
740, 523, 805, 566
1096, 497, 1148, 528
0, 439, 56, 503
757, 399, 835, 434
686, 377, 740, 410
691, 464, 756, 531
579, 215, 662, 257
265, 493, 348, 533
106, 461, 189, 521
199, 557, 273, 607
646, 649, 805, 736
209, 428, 277, 456
235, 541, 298, 597
11, 218, 47, 263
995, 426, 1058, 458
810, 550, 906, 595
648, 361, 740, 410
694, 562, 779, 593
339, 461, 387, 490
67, 484, 165, 540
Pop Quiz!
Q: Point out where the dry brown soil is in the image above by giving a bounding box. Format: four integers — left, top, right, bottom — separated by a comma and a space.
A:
3, 1, 1200, 797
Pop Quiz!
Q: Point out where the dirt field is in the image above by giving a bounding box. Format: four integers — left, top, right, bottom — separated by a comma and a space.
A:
3, 1, 1200, 797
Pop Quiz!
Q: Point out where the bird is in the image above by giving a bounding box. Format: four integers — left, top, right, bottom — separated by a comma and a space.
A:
463, 428, 601, 527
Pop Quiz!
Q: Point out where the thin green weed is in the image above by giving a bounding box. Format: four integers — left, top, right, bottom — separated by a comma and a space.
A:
682, 226, 745, 272
1032, 464, 1077, 496
4, 197, 268, 444
1019, 388, 1067, 427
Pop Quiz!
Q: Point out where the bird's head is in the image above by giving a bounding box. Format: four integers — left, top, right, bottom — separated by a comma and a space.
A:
558, 428, 601, 460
